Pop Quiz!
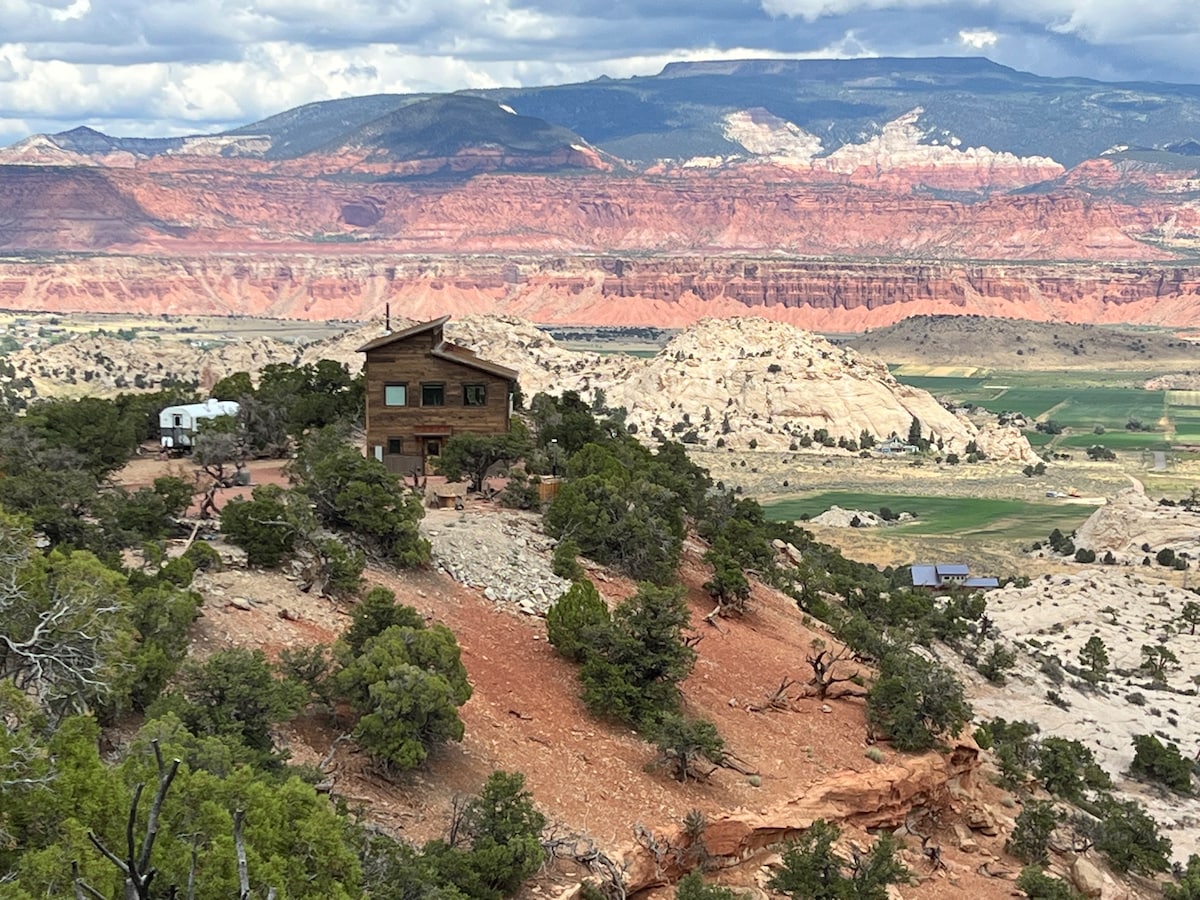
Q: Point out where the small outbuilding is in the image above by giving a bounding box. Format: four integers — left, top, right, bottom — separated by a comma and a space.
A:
159, 398, 239, 449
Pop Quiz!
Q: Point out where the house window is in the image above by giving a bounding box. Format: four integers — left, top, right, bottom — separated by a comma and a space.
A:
421, 383, 445, 406
384, 384, 407, 406
463, 384, 487, 406
387, 437, 403, 455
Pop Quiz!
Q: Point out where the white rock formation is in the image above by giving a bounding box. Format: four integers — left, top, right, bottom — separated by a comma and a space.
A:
963, 567, 1200, 864
450, 315, 982, 452
1074, 487, 1200, 563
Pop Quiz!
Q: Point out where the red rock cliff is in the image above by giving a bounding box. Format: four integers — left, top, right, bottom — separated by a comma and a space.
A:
2, 254, 1199, 330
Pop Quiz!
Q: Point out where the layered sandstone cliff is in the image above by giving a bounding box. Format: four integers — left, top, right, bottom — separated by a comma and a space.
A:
3, 253, 1200, 331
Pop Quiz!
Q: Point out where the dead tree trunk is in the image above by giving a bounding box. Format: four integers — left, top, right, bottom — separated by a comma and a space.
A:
80, 742, 179, 900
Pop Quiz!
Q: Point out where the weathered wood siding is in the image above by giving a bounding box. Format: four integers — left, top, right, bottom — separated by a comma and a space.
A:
362, 326, 511, 460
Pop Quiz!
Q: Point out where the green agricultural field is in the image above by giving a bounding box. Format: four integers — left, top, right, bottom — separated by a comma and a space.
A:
763, 491, 1094, 543
1057, 432, 1170, 451
894, 370, 1200, 450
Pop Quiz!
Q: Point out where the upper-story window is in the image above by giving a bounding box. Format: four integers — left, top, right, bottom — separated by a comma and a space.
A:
384, 384, 407, 406
463, 384, 487, 406
421, 383, 445, 406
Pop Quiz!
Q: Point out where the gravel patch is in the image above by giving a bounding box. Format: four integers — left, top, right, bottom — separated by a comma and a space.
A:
420, 507, 570, 616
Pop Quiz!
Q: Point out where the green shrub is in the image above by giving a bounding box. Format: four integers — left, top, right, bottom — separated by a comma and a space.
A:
1007, 801, 1058, 865
313, 536, 365, 597
1015, 866, 1084, 899
1093, 797, 1172, 875
1130, 733, 1193, 794
545, 579, 610, 663
148, 647, 307, 768
182, 539, 223, 572
498, 468, 540, 509
220, 484, 298, 567
336, 623, 472, 772
291, 427, 429, 568
866, 651, 971, 751
652, 713, 725, 782
340, 587, 426, 658
422, 771, 546, 899
1037, 737, 1112, 802
675, 872, 748, 899
579, 582, 696, 729
1164, 854, 1200, 900
551, 538, 586, 580
768, 819, 908, 900
976, 644, 1017, 684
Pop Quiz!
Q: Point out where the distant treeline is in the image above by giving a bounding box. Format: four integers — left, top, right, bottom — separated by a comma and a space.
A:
542, 325, 677, 344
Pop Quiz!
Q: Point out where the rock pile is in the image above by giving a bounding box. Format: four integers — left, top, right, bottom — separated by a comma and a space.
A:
420, 507, 569, 616
810, 506, 887, 527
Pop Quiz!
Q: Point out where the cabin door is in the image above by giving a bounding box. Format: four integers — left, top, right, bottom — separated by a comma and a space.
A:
423, 438, 442, 475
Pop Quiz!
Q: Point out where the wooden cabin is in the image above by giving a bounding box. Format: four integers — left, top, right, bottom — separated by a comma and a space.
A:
357, 316, 519, 474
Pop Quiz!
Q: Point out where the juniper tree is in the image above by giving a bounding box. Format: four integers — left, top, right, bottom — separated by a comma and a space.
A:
1078, 635, 1109, 684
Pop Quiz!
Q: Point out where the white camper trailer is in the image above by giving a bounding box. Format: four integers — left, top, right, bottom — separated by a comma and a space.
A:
159, 398, 239, 450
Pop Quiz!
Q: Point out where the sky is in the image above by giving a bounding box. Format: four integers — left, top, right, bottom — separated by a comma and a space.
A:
2, 0, 1200, 147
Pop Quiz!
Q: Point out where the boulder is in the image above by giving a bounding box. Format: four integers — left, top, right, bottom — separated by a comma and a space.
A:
1070, 857, 1104, 899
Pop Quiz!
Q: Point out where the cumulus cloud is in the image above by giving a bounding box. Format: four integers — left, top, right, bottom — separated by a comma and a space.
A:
959, 28, 996, 49
0, 0, 1199, 147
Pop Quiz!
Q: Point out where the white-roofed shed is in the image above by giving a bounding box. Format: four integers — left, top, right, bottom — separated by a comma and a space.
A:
159, 398, 239, 449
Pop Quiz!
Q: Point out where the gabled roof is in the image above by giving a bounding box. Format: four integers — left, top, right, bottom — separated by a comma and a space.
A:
355, 315, 450, 353
935, 563, 970, 576
355, 315, 518, 381
431, 343, 518, 381
911, 564, 939, 586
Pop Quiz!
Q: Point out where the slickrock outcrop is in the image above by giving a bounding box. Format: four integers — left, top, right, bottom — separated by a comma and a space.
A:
6, 333, 305, 396
619, 742, 979, 891
449, 316, 984, 451
11, 314, 1019, 460
972, 423, 1042, 465
965, 568, 1200, 864
1073, 487, 1200, 562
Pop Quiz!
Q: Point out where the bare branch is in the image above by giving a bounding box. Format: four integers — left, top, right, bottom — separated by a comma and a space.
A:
234, 809, 250, 900
72, 862, 107, 900
137, 745, 180, 874
87, 830, 130, 876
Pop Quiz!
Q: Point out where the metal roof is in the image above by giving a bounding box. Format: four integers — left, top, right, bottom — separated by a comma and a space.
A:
935, 563, 970, 576
963, 577, 1001, 589
910, 564, 939, 586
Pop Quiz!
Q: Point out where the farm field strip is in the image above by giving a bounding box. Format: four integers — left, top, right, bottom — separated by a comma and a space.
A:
763, 491, 1095, 543
894, 370, 1200, 451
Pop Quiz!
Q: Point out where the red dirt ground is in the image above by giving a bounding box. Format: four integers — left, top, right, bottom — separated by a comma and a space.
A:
114, 456, 1100, 899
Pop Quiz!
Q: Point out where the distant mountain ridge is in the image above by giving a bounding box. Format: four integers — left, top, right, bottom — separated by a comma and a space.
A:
2, 56, 1200, 331
6, 56, 1200, 170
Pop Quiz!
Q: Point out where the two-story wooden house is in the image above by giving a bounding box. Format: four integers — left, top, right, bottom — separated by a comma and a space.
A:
357, 315, 519, 473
